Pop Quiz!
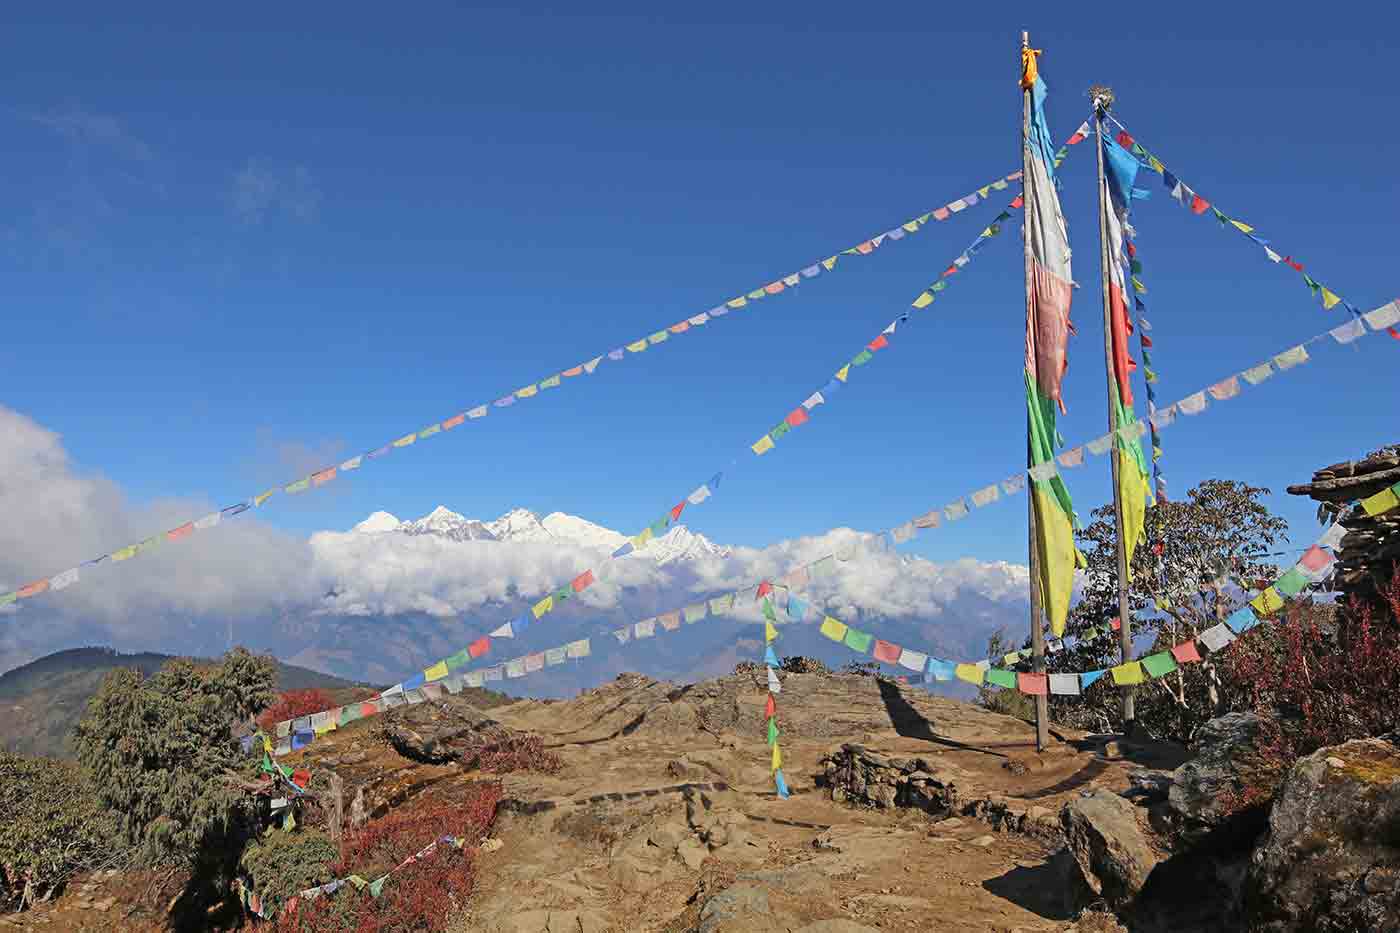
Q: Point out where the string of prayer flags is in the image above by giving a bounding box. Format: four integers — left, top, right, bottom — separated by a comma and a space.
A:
1112, 116, 1360, 319
1128, 234, 1169, 502
761, 591, 789, 800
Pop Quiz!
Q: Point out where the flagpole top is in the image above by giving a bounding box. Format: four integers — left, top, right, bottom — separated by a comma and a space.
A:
1089, 84, 1115, 113
1022, 30, 1029, 47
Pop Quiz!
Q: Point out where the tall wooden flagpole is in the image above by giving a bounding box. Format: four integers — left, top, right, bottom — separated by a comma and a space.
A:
1091, 87, 1136, 728
1021, 30, 1050, 753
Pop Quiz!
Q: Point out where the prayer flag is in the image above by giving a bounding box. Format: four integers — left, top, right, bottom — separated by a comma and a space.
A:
1363, 300, 1400, 330
1275, 567, 1309, 597
898, 648, 927, 672
986, 669, 1017, 689
1111, 661, 1144, 685
1250, 588, 1285, 617
843, 628, 873, 653
873, 640, 901, 663
1272, 345, 1310, 370
820, 616, 847, 642
566, 638, 591, 659
956, 663, 985, 685
1141, 653, 1177, 678
1171, 640, 1202, 664
1241, 363, 1273, 385
1018, 673, 1049, 695
424, 661, 449, 682
1362, 487, 1400, 516
1048, 673, 1080, 695
752, 434, 775, 456
1208, 377, 1241, 401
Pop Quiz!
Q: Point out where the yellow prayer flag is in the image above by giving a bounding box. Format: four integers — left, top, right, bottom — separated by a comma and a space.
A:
765, 621, 779, 642
1148, 155, 1165, 173
1250, 586, 1286, 617
819, 616, 847, 642
751, 434, 775, 456
1132, 276, 1147, 293
516, 384, 538, 399
254, 489, 275, 507
1230, 219, 1255, 234
424, 661, 449, 682
532, 595, 553, 618
727, 297, 747, 309
1361, 487, 1400, 516
955, 663, 984, 686
626, 339, 648, 352
821, 256, 838, 271
632, 527, 654, 548
912, 291, 934, 309
393, 433, 416, 448
1111, 661, 1144, 685
835, 365, 850, 382
977, 185, 990, 198
771, 744, 782, 771
1320, 288, 1342, 310
1032, 485, 1084, 637
111, 545, 138, 562
902, 221, 920, 233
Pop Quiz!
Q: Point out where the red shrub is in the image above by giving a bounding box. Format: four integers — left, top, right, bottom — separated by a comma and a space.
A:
475, 734, 562, 775
1223, 571, 1400, 797
272, 782, 502, 933
257, 689, 336, 733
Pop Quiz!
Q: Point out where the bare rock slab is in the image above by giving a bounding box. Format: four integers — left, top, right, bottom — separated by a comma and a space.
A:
1061, 789, 1164, 912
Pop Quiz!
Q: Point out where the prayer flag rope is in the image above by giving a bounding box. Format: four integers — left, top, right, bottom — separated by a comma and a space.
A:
1, 172, 1024, 610
1106, 116, 1365, 320
1129, 235, 1169, 503
761, 592, 790, 799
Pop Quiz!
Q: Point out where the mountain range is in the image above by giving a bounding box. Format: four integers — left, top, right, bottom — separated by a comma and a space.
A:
352, 505, 731, 564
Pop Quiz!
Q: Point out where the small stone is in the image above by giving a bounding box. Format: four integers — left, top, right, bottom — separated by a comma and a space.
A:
970, 834, 996, 847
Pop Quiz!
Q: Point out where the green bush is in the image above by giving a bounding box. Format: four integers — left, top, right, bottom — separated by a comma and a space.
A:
0, 752, 119, 907
238, 830, 338, 910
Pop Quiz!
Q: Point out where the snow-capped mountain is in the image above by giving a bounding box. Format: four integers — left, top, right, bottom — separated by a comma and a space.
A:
350, 505, 729, 563
400, 506, 498, 542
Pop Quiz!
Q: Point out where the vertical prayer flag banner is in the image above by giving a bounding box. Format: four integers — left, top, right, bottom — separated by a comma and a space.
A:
1024, 69, 1082, 637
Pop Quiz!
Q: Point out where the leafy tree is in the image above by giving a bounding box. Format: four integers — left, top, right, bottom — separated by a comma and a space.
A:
977, 630, 1036, 721
1048, 479, 1288, 742
72, 647, 277, 885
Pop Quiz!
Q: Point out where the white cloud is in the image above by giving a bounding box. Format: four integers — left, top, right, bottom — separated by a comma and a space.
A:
230, 159, 321, 224
0, 404, 1030, 679
32, 107, 153, 162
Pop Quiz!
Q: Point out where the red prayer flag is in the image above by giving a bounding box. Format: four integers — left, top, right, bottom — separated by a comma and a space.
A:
1190, 195, 1210, 215
855, 241, 874, 255
785, 408, 809, 428
1284, 256, 1304, 271
669, 501, 685, 522
764, 695, 776, 718
562, 366, 584, 377
468, 637, 491, 658
670, 321, 690, 333
292, 769, 311, 788
932, 207, 950, 221
16, 579, 49, 599
1067, 131, 1086, 145
360, 702, 378, 717
756, 581, 772, 599
571, 569, 595, 592
442, 413, 466, 430
942, 266, 958, 278
764, 282, 784, 295
312, 467, 336, 486
1300, 545, 1332, 572
1010, 195, 1024, 209
1171, 641, 1203, 664
1141, 334, 1153, 348
1116, 130, 1135, 148
166, 522, 194, 542
1017, 673, 1049, 695
872, 640, 902, 663
1126, 241, 1136, 258
1110, 618, 1122, 631
867, 334, 889, 351
1389, 326, 1400, 341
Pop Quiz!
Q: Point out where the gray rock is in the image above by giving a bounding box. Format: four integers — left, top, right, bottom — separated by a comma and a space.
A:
794, 923, 881, 933
1248, 732, 1400, 932
1061, 789, 1164, 911
1169, 712, 1272, 846
698, 884, 773, 933
1125, 768, 1174, 803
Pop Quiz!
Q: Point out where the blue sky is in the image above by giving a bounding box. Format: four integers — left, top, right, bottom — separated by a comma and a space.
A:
4, 5, 1397, 576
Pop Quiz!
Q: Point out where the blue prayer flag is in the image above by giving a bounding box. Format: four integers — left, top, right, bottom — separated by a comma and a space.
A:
1080, 670, 1107, 688
1227, 606, 1258, 634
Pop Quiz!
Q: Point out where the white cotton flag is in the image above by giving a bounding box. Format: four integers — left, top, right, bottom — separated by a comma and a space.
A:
1001, 474, 1027, 496
340, 456, 363, 472
490, 622, 514, 638
1198, 623, 1236, 653
898, 649, 928, 672
1272, 345, 1310, 370
1319, 522, 1349, 550
1208, 376, 1241, 401
686, 485, 712, 505
583, 356, 603, 374
1137, 316, 1152, 332
566, 639, 591, 659
465, 670, 485, 687
1177, 392, 1207, 415
913, 510, 941, 529
767, 667, 782, 694
1241, 363, 1273, 385
802, 392, 825, 410
1119, 420, 1148, 440
193, 512, 221, 530
944, 500, 970, 521
1364, 300, 1400, 330
1086, 434, 1113, 456
971, 484, 1000, 507
688, 313, 709, 326
467, 405, 488, 419
441, 675, 463, 694
1058, 447, 1086, 468
881, 320, 897, 335
1150, 407, 1177, 430
784, 273, 800, 287
1049, 673, 1081, 696
634, 619, 656, 639
1264, 247, 1283, 263
870, 233, 887, 248
892, 522, 915, 543
1329, 319, 1367, 344
1028, 461, 1058, 482
1047, 639, 1064, 653
948, 198, 968, 213
49, 568, 79, 591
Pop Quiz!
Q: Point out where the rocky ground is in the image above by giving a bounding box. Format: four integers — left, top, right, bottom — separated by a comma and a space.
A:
10, 668, 1396, 932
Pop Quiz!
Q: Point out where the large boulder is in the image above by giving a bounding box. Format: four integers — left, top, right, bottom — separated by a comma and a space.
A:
1169, 712, 1272, 846
1060, 789, 1165, 912
1248, 732, 1400, 932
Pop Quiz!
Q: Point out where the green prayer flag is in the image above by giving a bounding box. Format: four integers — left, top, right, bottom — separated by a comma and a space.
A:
1141, 652, 1178, 678
770, 421, 791, 439
851, 349, 873, 366
767, 718, 779, 745
1275, 567, 1308, 597
369, 877, 386, 898
445, 649, 471, 670
986, 669, 1017, 689
540, 374, 561, 388
762, 599, 777, 622
1130, 259, 1143, 274
843, 628, 873, 654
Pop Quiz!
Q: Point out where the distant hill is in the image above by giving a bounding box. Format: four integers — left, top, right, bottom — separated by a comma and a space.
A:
0, 646, 367, 759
